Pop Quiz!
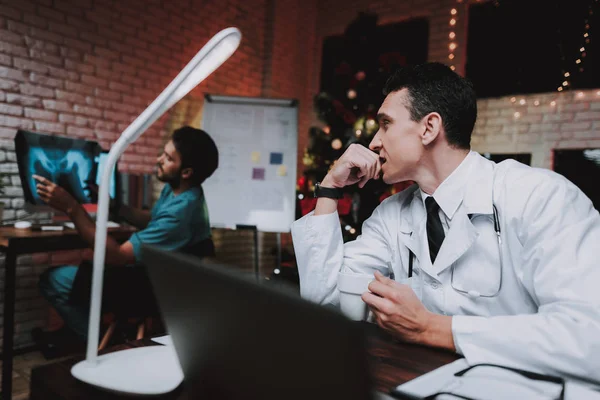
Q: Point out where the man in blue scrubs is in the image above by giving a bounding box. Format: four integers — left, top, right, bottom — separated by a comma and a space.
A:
32, 126, 218, 357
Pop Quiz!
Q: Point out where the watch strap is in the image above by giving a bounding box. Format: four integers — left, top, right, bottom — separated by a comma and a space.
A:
314, 182, 344, 199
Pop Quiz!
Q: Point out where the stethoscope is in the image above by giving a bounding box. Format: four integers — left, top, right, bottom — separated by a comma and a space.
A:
407, 204, 503, 298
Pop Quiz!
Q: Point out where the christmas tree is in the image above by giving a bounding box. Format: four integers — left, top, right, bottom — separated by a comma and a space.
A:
297, 12, 421, 241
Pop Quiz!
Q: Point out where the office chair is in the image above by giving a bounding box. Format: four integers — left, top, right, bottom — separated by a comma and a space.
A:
70, 237, 217, 350
95, 237, 217, 349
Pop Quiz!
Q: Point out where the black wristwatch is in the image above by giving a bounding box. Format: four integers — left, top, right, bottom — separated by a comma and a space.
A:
314, 182, 344, 199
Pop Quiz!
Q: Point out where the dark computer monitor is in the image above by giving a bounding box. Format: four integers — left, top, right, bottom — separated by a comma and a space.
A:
553, 148, 600, 210
14, 130, 119, 210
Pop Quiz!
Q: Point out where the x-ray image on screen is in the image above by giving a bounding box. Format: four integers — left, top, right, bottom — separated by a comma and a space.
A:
15, 130, 117, 206
95, 152, 116, 200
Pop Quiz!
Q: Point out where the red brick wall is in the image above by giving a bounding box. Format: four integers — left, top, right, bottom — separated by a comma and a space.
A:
0, 0, 272, 175
262, 0, 319, 176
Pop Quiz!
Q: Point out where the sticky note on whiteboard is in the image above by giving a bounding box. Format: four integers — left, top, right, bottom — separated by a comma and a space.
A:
269, 152, 283, 165
252, 168, 265, 180
251, 151, 260, 163
277, 165, 287, 176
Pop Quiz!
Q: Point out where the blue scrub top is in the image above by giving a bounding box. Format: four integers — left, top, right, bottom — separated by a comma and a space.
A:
128, 184, 211, 262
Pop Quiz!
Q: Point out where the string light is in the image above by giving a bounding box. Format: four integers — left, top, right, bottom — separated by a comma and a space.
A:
331, 138, 342, 150
560, 2, 594, 91
503, 89, 600, 118
448, 5, 459, 71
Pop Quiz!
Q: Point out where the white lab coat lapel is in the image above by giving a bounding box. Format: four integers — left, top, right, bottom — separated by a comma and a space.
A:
433, 155, 495, 275
433, 209, 478, 274
405, 191, 425, 258
398, 189, 436, 277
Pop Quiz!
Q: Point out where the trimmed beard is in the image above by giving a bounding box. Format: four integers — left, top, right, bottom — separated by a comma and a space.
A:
156, 167, 182, 189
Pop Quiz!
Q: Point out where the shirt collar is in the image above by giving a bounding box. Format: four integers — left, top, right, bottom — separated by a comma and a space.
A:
418, 150, 478, 220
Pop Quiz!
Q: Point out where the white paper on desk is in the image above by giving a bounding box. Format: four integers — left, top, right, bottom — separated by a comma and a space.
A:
394, 359, 600, 400
151, 335, 173, 346
63, 221, 120, 229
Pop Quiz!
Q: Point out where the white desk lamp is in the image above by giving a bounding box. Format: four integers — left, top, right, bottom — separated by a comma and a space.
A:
71, 27, 241, 395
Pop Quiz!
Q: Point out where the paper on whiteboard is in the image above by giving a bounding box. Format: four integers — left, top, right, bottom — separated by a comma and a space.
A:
247, 181, 284, 211
264, 109, 294, 148
208, 143, 244, 186
218, 106, 256, 143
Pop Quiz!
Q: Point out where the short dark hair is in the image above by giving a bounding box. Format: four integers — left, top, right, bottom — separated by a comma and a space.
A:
171, 126, 218, 186
383, 62, 477, 149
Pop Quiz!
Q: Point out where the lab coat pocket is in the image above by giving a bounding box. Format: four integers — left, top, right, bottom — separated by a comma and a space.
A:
451, 215, 502, 299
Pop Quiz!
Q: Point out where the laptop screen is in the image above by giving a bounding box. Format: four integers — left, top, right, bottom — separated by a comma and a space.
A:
141, 244, 376, 400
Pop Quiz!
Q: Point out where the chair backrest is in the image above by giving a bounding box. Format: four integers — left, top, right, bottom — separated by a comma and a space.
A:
180, 237, 216, 259
69, 237, 217, 323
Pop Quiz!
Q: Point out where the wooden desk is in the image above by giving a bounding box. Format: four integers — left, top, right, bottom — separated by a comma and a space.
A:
0, 225, 135, 400
29, 325, 460, 399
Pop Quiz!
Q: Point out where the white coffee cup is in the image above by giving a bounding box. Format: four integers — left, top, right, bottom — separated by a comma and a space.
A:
397, 275, 424, 301
337, 271, 374, 321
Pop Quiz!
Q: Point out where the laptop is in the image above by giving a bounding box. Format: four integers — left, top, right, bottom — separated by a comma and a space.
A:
141, 244, 399, 400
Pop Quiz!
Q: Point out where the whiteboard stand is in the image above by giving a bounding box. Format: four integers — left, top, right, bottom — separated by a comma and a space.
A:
236, 224, 259, 281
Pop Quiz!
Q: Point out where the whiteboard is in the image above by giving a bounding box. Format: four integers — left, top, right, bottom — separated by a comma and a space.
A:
201, 94, 298, 233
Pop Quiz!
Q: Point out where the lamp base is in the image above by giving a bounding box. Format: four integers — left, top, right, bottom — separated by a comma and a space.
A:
71, 346, 184, 395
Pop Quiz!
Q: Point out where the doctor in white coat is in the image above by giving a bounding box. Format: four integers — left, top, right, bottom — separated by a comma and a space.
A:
291, 62, 600, 385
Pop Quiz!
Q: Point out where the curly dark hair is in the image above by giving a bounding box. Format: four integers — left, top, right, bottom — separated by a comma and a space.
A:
171, 126, 218, 186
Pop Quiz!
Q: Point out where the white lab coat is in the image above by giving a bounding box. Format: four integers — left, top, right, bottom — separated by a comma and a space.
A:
291, 152, 600, 385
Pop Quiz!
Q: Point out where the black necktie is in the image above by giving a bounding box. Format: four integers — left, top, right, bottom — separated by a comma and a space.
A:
425, 196, 445, 264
